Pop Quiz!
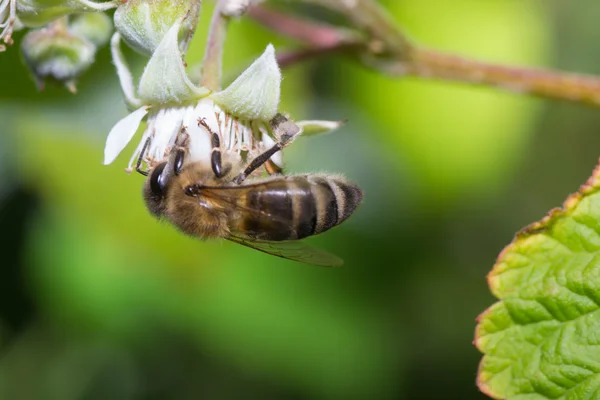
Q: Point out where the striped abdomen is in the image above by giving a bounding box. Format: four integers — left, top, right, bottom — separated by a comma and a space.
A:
233, 175, 363, 241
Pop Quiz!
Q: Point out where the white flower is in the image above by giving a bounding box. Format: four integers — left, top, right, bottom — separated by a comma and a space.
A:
104, 18, 343, 174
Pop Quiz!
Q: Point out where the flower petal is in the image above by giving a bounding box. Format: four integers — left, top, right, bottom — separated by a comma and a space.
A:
211, 44, 281, 121
186, 99, 219, 162
146, 107, 185, 161
296, 120, 346, 137
104, 106, 148, 165
138, 19, 209, 105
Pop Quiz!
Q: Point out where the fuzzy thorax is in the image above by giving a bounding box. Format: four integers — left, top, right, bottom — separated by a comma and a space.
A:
164, 161, 232, 239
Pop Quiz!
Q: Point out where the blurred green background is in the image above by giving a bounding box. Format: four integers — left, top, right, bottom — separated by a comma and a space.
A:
1, 0, 600, 399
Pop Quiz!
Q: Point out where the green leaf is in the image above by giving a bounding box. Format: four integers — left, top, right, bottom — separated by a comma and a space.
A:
476, 165, 600, 399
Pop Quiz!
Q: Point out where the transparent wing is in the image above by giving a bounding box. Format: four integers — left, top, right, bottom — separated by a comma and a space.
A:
227, 234, 343, 267
198, 184, 284, 222
196, 183, 343, 266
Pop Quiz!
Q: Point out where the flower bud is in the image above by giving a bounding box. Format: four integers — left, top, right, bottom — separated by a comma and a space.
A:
113, 0, 201, 56
222, 0, 250, 17
69, 12, 113, 46
21, 23, 95, 92
16, 0, 116, 28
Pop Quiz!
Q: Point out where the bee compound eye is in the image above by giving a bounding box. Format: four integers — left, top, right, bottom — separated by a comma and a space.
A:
174, 149, 185, 175
150, 163, 168, 196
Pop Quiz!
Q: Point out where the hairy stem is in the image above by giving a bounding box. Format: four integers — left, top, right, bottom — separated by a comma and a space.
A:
247, 5, 361, 48
276, 43, 361, 68
299, 0, 414, 60
404, 49, 600, 107
200, 0, 229, 91
252, 0, 600, 108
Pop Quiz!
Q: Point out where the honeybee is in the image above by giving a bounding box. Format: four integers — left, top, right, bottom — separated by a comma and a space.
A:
138, 114, 362, 266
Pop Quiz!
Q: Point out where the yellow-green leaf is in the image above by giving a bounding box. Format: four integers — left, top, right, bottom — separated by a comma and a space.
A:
476, 164, 600, 399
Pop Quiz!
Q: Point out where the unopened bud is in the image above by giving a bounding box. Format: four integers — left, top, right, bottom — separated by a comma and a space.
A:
113, 0, 201, 56
21, 23, 95, 92
69, 12, 113, 46
222, 0, 250, 17
17, 0, 117, 28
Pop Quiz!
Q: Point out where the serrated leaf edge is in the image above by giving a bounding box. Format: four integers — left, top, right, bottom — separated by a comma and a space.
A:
475, 159, 600, 399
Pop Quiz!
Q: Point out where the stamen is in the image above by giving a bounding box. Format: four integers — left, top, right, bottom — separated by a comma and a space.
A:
241, 122, 251, 152
232, 121, 239, 152
222, 110, 230, 145
229, 117, 237, 152
148, 107, 185, 162
0, 0, 16, 50
219, 110, 230, 149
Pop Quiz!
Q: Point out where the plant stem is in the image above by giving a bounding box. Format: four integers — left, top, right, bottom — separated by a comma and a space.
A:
247, 5, 361, 48
404, 49, 600, 107
247, 5, 365, 68
200, 0, 229, 91
299, 0, 414, 60
252, 0, 600, 108
276, 43, 360, 68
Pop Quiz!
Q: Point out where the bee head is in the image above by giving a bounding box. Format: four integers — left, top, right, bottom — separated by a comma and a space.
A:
142, 149, 185, 217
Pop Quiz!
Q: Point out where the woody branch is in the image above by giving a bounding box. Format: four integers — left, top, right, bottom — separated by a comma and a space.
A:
248, 0, 600, 108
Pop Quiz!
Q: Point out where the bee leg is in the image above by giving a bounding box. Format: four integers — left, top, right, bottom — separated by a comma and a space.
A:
210, 135, 224, 178
232, 114, 300, 184
198, 118, 225, 178
135, 137, 151, 177
232, 143, 283, 184
174, 128, 191, 149
265, 159, 283, 175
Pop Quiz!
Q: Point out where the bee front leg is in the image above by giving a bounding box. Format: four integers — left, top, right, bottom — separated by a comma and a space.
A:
135, 137, 151, 176
174, 128, 191, 149
198, 118, 226, 178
